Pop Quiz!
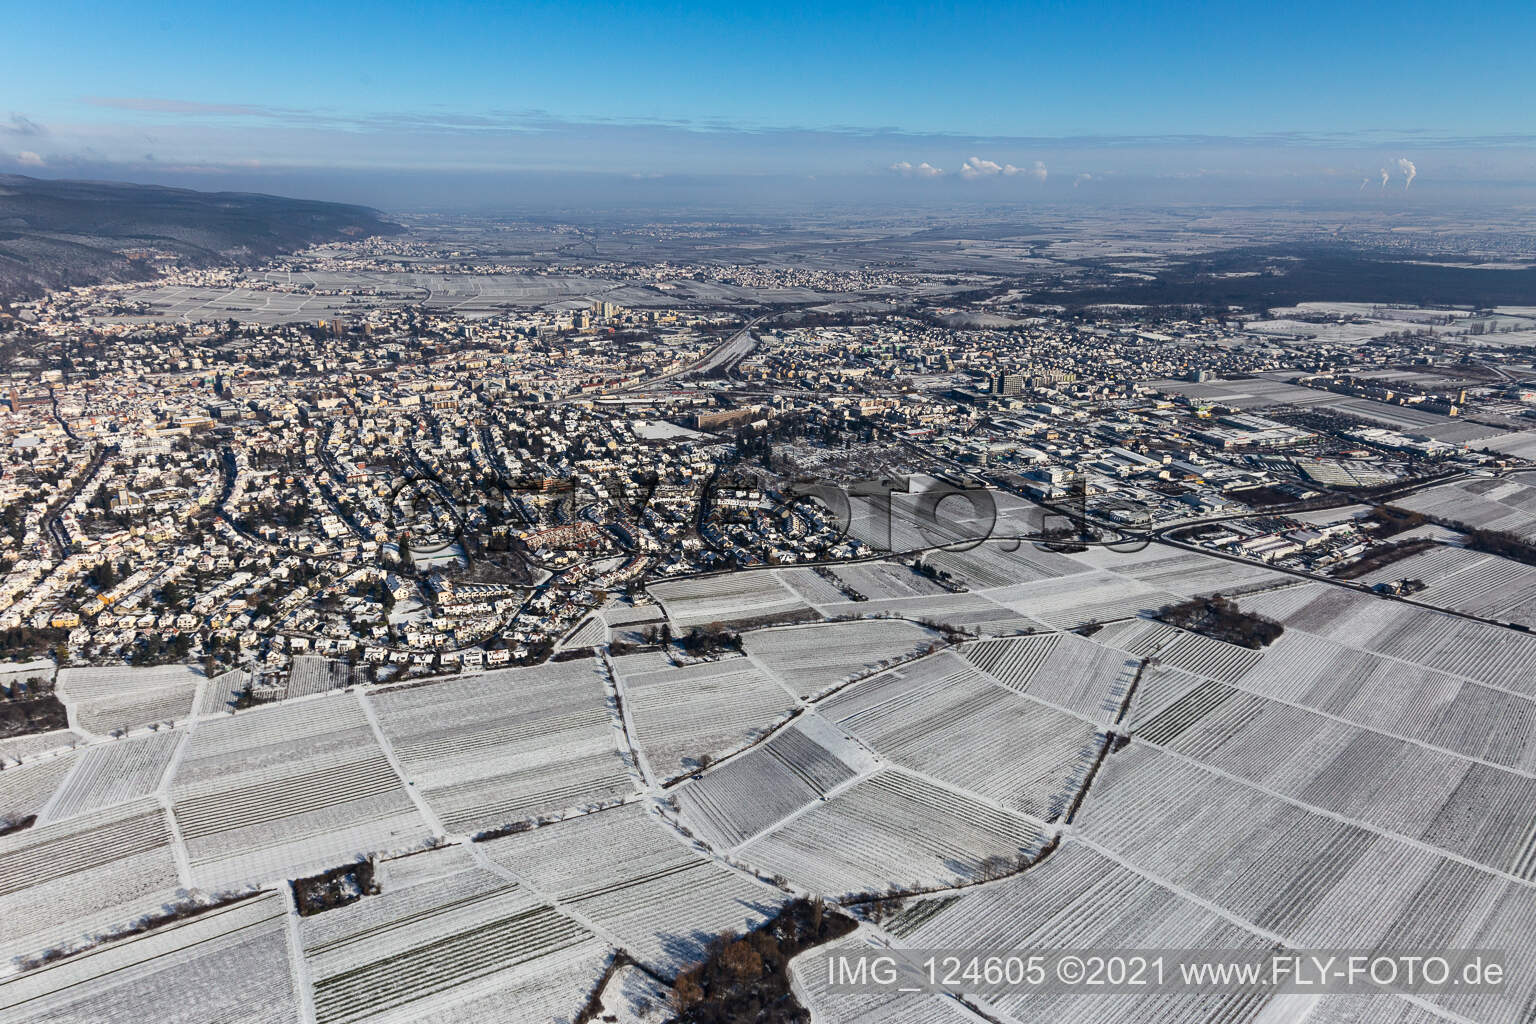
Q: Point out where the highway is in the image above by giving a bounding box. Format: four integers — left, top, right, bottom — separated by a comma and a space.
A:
630, 314, 766, 390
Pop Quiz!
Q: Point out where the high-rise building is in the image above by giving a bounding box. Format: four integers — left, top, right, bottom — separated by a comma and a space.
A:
989, 371, 1025, 396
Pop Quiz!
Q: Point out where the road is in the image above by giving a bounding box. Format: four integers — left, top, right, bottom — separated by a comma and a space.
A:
629, 314, 767, 391
48, 386, 79, 443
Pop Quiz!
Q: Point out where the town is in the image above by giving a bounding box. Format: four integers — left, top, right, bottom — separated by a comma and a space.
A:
2, 214, 1535, 1024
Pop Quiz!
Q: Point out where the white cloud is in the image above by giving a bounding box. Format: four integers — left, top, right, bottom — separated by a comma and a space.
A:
891, 160, 944, 178
1073, 172, 1092, 187
959, 156, 1048, 182
960, 156, 1003, 178
17, 150, 44, 167
1396, 157, 1416, 189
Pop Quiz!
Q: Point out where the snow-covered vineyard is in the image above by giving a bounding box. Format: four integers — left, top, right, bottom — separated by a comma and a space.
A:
0, 541, 1532, 1023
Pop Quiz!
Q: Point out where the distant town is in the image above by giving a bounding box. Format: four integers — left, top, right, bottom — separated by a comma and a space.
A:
3, 224, 1535, 688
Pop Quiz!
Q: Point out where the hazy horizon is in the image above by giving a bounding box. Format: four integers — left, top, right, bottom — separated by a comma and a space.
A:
6, 0, 1535, 211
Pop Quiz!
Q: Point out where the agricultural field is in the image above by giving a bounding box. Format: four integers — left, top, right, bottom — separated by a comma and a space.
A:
557, 614, 608, 650
844, 482, 1045, 556
1225, 589, 1536, 772
792, 930, 981, 1024
0, 727, 80, 766
921, 543, 1084, 590
36, 730, 182, 825
56, 664, 204, 736
614, 655, 797, 780
1475, 429, 1536, 461
0, 798, 183, 964
650, 572, 813, 628
369, 661, 633, 835
1090, 618, 1264, 684
821, 592, 1045, 636
1238, 579, 1536, 693
743, 619, 943, 699
602, 602, 668, 630
1073, 742, 1536, 1023
828, 561, 953, 600
1069, 544, 1287, 598
1129, 675, 1536, 877
480, 802, 783, 972
1394, 476, 1536, 542
170, 695, 432, 889
195, 668, 251, 717
962, 631, 1142, 723
986, 571, 1175, 630
0, 892, 299, 1024
302, 846, 608, 1024
286, 655, 351, 700
737, 769, 1048, 897
844, 490, 969, 554
602, 602, 668, 646
0, 749, 78, 825
818, 652, 1103, 818
883, 839, 1281, 1024
777, 566, 853, 605
672, 712, 874, 849
1355, 543, 1536, 627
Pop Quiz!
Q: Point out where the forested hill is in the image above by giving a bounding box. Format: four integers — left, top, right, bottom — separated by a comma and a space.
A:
0, 174, 401, 301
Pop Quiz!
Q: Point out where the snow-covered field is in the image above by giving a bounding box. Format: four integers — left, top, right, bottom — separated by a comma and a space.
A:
922, 543, 1083, 590
744, 618, 943, 699
1131, 673, 1534, 876
0, 750, 78, 824
963, 631, 1142, 722
369, 661, 633, 835
819, 592, 1045, 636
480, 802, 783, 972
826, 560, 952, 600
36, 730, 181, 824
0, 892, 299, 1024
0, 798, 183, 965
818, 652, 1102, 818
0, 727, 80, 766
985, 570, 1174, 630
1356, 543, 1536, 627
1073, 743, 1536, 1022
57, 664, 204, 735
738, 769, 1046, 897
673, 712, 873, 849
1231, 625, 1534, 773
616, 655, 797, 779
874, 840, 1280, 1024
170, 695, 432, 889
1396, 477, 1536, 542
1237, 582, 1536, 697
0, 549, 1532, 1022
303, 846, 607, 1024
650, 571, 813, 628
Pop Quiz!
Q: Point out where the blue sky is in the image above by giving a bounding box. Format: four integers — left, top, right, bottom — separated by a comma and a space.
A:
4, 0, 1533, 205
